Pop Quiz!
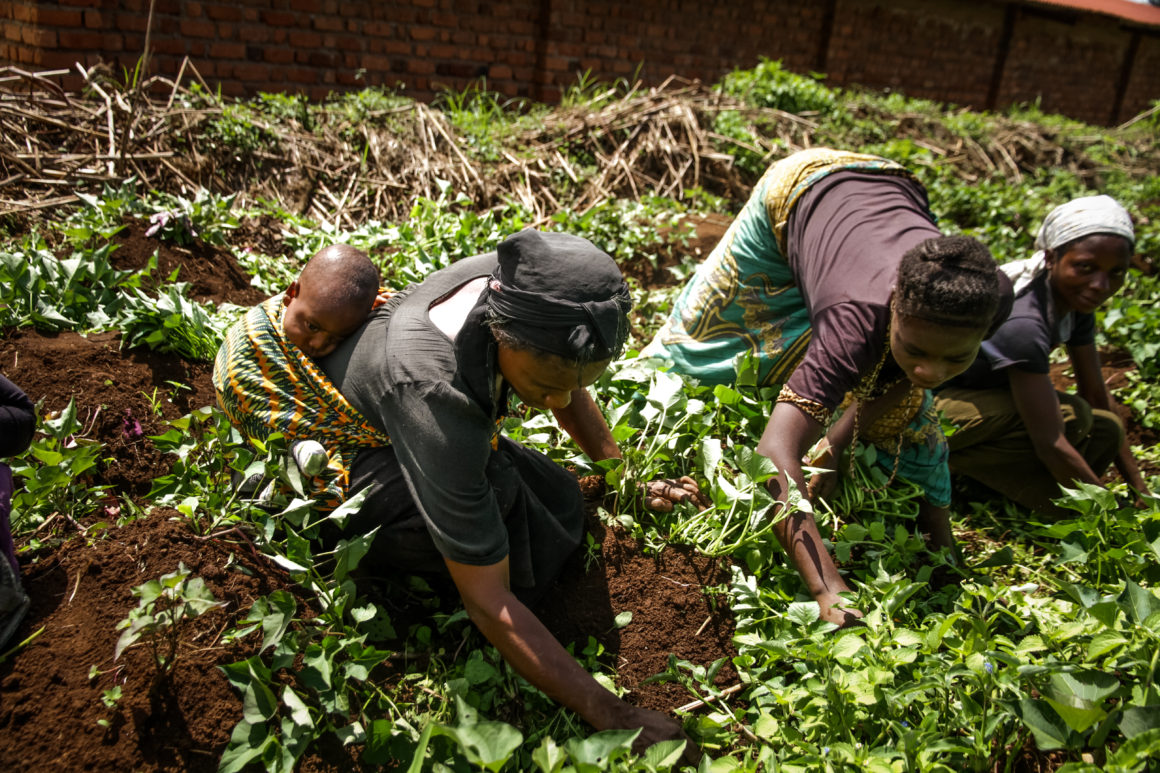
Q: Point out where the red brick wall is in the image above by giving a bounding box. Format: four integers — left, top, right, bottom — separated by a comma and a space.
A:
1121, 31, 1160, 125
824, 0, 1004, 107
999, 4, 1137, 125
1, 0, 1156, 125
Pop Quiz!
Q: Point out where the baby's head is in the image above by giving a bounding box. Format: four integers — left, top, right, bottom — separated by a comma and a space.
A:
283, 245, 379, 359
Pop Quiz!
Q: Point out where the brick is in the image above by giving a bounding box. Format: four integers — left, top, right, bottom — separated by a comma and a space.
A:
21, 26, 55, 46
406, 58, 435, 74
232, 62, 267, 81
359, 53, 392, 68
206, 4, 243, 21
286, 67, 316, 83
307, 50, 337, 67
209, 42, 245, 58
219, 80, 246, 97
410, 26, 437, 41
262, 11, 297, 26
265, 47, 294, 64
180, 19, 215, 38
58, 30, 103, 48
34, 8, 83, 26
313, 15, 343, 31
240, 25, 270, 43
288, 30, 322, 47
115, 13, 149, 32
152, 38, 187, 55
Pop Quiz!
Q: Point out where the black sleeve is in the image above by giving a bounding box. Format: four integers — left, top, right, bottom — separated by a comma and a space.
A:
981, 314, 1053, 375
380, 380, 509, 566
0, 373, 35, 457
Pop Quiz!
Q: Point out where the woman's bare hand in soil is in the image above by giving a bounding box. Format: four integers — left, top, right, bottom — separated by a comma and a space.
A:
642, 476, 710, 512
615, 705, 701, 765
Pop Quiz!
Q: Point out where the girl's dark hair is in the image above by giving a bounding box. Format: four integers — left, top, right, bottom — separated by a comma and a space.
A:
894, 236, 1003, 332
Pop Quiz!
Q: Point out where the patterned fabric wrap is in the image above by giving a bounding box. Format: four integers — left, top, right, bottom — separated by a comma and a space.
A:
884, 390, 950, 507
841, 386, 951, 507
212, 295, 389, 501
652, 148, 915, 386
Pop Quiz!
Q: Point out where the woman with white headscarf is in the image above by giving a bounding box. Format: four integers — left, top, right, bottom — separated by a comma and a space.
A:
935, 195, 1150, 517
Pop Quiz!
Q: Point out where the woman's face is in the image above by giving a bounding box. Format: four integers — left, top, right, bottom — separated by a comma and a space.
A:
497, 345, 610, 411
890, 313, 986, 390
1046, 234, 1131, 315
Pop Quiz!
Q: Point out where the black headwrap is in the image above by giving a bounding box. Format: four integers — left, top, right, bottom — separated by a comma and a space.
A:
486, 230, 633, 362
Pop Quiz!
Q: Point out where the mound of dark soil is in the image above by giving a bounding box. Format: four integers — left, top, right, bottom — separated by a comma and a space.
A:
108, 217, 267, 308
0, 501, 738, 772
534, 505, 738, 714
0, 329, 217, 496
0, 512, 300, 772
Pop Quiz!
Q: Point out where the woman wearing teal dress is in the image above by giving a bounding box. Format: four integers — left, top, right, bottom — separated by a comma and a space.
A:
646, 148, 1012, 626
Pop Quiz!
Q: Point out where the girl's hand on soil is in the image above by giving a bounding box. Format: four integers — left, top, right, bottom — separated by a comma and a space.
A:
642, 476, 710, 512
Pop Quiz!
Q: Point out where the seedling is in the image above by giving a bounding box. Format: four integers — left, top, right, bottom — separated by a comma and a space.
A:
114, 563, 225, 677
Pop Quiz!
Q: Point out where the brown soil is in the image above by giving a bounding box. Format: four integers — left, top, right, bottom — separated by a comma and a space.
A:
108, 217, 267, 308
534, 504, 738, 714
0, 216, 741, 771
0, 513, 302, 772
0, 329, 217, 497
618, 213, 730, 290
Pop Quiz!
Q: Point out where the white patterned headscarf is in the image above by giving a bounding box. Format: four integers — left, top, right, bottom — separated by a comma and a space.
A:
1001, 195, 1135, 295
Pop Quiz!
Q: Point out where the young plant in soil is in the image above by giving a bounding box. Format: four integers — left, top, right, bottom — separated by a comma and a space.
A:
114, 562, 225, 687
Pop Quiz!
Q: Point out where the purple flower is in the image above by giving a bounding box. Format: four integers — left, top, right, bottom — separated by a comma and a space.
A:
145, 211, 170, 238
122, 409, 144, 440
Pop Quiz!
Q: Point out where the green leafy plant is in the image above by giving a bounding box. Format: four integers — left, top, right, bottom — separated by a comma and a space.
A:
8, 398, 110, 534
114, 563, 225, 676
718, 57, 839, 116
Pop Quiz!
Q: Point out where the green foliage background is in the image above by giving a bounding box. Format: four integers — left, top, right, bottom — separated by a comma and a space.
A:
2, 61, 1160, 772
